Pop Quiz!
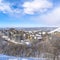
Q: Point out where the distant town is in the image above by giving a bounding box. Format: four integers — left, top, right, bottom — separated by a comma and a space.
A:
0, 27, 57, 44
0, 27, 60, 60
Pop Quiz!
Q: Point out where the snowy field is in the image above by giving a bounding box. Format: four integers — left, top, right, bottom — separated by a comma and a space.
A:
0, 54, 48, 60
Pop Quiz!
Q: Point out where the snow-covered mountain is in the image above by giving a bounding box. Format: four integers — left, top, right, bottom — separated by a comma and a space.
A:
48, 27, 60, 34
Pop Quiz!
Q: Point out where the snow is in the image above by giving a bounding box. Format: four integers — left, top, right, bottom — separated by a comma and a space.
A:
25, 42, 30, 45
0, 54, 47, 60
48, 27, 60, 33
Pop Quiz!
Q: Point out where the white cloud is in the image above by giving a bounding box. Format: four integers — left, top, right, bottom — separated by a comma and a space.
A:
32, 6, 60, 26
40, 7, 60, 25
0, 0, 21, 16
23, 0, 53, 14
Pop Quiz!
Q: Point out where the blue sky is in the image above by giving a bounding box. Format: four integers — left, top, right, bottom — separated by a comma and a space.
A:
0, 0, 60, 27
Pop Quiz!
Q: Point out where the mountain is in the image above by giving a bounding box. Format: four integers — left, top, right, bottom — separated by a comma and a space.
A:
0, 27, 57, 32
15, 27, 57, 32
48, 27, 60, 33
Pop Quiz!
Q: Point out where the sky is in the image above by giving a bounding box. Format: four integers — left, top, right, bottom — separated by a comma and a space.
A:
0, 0, 60, 27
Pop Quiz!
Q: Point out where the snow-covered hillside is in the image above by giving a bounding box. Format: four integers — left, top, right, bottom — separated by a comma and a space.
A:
48, 27, 60, 33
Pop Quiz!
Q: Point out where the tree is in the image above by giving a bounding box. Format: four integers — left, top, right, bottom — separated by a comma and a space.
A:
49, 34, 60, 60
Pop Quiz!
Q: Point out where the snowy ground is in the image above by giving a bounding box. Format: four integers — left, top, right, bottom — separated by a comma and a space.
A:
0, 54, 48, 60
